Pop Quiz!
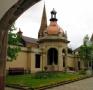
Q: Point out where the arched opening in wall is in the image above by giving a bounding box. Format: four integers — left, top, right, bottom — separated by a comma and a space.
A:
0, 0, 41, 89
62, 49, 66, 67
47, 48, 58, 65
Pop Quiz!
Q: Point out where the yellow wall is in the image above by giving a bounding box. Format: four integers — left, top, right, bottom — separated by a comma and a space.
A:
6, 47, 28, 70
67, 54, 75, 68
6, 46, 81, 73
30, 48, 42, 73
6, 47, 42, 73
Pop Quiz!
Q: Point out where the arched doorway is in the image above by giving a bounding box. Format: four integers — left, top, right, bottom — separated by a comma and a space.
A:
0, 0, 41, 90
47, 48, 58, 65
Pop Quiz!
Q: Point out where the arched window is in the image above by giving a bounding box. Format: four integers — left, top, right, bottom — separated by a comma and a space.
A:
47, 48, 58, 65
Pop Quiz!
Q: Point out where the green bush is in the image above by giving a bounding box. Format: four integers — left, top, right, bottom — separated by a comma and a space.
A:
79, 70, 86, 75
33, 72, 48, 79
33, 72, 60, 79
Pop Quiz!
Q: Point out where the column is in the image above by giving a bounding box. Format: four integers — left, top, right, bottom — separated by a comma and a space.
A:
58, 48, 63, 71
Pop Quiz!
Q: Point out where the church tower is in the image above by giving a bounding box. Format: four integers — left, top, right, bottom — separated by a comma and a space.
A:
38, 4, 47, 38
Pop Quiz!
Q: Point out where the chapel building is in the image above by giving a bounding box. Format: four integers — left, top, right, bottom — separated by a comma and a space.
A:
6, 5, 84, 73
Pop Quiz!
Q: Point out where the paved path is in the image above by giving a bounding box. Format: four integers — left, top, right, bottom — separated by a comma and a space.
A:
46, 77, 93, 90
5, 87, 19, 90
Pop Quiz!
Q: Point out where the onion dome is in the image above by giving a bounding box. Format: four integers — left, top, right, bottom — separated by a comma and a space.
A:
47, 21, 64, 35
47, 8, 64, 35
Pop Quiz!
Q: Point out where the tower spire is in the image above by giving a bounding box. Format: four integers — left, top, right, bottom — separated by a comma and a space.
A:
38, 3, 47, 38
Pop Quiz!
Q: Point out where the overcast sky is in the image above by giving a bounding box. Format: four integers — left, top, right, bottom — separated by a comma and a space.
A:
15, 0, 93, 49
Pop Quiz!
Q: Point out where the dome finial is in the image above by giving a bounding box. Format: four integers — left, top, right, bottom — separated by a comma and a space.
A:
50, 8, 57, 21
51, 8, 57, 14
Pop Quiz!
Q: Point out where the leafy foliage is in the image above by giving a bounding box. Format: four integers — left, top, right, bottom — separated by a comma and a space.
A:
79, 45, 92, 61
7, 47, 20, 61
7, 24, 21, 61
79, 69, 86, 75
79, 34, 93, 68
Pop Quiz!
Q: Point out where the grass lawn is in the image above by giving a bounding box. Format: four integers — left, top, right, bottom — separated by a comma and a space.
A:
6, 72, 84, 88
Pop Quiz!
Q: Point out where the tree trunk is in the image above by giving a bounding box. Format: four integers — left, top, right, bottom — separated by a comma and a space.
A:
0, 30, 8, 90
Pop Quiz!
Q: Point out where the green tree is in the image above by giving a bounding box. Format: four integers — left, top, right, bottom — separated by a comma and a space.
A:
7, 23, 21, 61
79, 35, 93, 69
79, 45, 91, 68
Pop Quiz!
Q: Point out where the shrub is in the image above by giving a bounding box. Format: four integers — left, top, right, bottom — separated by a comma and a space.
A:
33, 72, 48, 79
79, 70, 86, 75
